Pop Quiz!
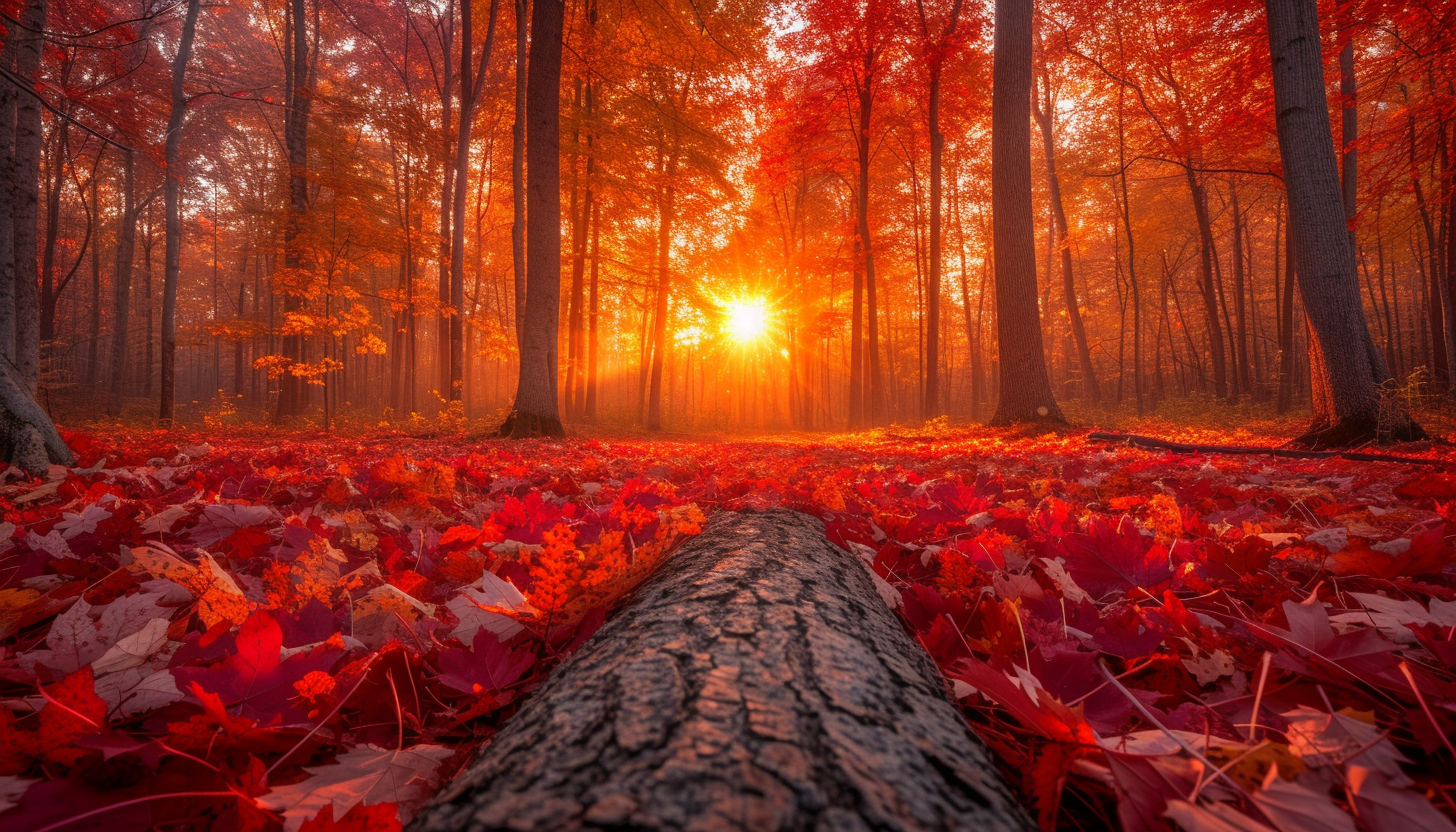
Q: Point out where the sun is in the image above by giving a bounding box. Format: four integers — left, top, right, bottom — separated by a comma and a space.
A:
722, 297, 770, 344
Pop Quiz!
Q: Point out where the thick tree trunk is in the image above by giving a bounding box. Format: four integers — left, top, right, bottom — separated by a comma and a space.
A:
0, 0, 70, 475
161, 0, 202, 425
989, 0, 1063, 426
11, 0, 44, 394
412, 510, 1033, 832
1266, 0, 1422, 446
497, 0, 564, 437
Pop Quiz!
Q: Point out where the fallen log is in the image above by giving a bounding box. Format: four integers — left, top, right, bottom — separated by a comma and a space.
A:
1088, 430, 1447, 466
412, 509, 1033, 832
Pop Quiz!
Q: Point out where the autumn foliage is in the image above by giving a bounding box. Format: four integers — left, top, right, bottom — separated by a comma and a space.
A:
0, 427, 1453, 830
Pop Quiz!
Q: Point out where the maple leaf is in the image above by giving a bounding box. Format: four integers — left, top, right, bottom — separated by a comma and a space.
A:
434, 629, 535, 695
189, 503, 279, 549
129, 544, 252, 628
173, 610, 343, 723
255, 744, 453, 832
1242, 597, 1402, 690
444, 571, 527, 644
1057, 515, 1174, 598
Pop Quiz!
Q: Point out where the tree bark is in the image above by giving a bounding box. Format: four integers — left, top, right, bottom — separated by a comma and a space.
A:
11, 0, 44, 394
646, 158, 675, 432
989, 0, 1063, 426
451, 0, 501, 403
411, 510, 1034, 832
275, 0, 313, 421
0, 0, 71, 475
585, 199, 600, 422
1187, 170, 1229, 400
1265, 0, 1422, 446
497, 0, 564, 437
108, 154, 140, 416
1032, 46, 1098, 404
511, 0, 527, 357
161, 0, 202, 425
1276, 202, 1297, 413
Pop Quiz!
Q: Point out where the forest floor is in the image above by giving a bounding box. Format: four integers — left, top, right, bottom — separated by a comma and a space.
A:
2, 419, 1456, 831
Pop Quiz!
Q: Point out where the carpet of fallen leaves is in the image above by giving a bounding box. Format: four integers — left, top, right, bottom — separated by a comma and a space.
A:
2, 425, 1455, 832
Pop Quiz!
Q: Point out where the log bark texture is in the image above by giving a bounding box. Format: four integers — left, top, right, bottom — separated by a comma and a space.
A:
412, 510, 1033, 832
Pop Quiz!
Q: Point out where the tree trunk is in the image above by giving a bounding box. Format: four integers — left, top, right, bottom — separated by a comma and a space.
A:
567, 77, 593, 421
1232, 188, 1251, 397
451, 0, 500, 403
989, 0, 1063, 426
1033, 58, 1098, 404
497, 0, 564, 437
511, 0, 527, 357
1265, 0, 1422, 445
0, 0, 71, 474
646, 162, 675, 432
161, 0, 202, 425
275, 0, 312, 421
108, 154, 139, 416
11, 0, 44, 394
86, 172, 101, 388
1187, 170, 1228, 400
411, 510, 1034, 832
925, 69, 943, 418
585, 199, 600, 422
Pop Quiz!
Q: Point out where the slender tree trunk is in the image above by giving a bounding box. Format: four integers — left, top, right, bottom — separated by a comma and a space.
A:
647, 155, 676, 432
567, 76, 593, 421
275, 0, 313, 421
497, 0, 564, 437
848, 211, 865, 429
161, 0, 202, 424
1033, 58, 1099, 403
1187, 170, 1229, 400
585, 199, 599, 422
1266, 0, 1422, 445
989, 0, 1063, 426
1232, 188, 1251, 396
511, 0, 527, 356
86, 171, 102, 388
108, 155, 138, 416
39, 127, 63, 348
1276, 204, 1297, 413
925, 68, 943, 417
451, 0, 500, 402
